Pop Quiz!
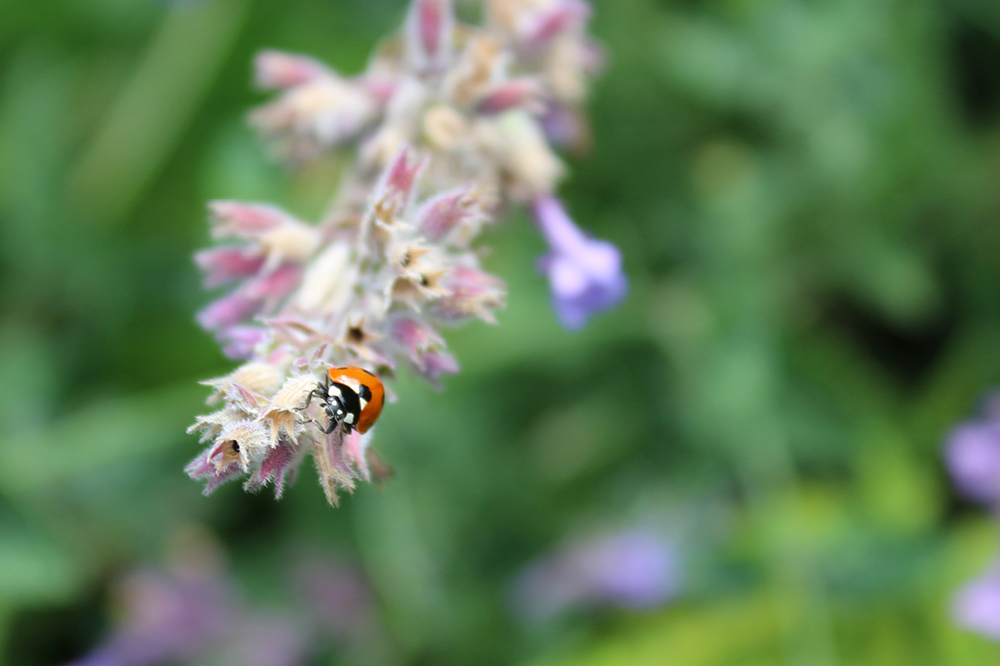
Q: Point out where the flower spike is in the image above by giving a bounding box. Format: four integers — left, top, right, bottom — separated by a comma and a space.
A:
190, 0, 615, 505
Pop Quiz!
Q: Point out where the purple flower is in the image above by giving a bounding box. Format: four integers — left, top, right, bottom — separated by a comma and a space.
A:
943, 394, 1000, 642
954, 563, 1000, 640
292, 557, 375, 640
944, 394, 1000, 506
531, 195, 627, 330
64, 560, 234, 666
946, 421, 1000, 505
510, 529, 678, 622
63, 536, 308, 666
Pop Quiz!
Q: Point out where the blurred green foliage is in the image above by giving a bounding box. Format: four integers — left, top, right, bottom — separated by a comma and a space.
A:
3, 0, 1000, 664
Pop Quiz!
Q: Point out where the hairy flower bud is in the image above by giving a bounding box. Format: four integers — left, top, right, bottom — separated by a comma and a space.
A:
254, 50, 331, 90
406, 0, 455, 72
477, 78, 547, 115
415, 187, 493, 245
516, 0, 591, 49
250, 75, 381, 162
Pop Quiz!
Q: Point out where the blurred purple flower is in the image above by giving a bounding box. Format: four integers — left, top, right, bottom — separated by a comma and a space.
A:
293, 557, 375, 641
65, 567, 231, 666
943, 393, 1000, 642
945, 420, 1000, 505
511, 529, 678, 622
227, 617, 308, 666
531, 195, 627, 330
954, 562, 1000, 640
64, 537, 307, 666
944, 393, 1000, 506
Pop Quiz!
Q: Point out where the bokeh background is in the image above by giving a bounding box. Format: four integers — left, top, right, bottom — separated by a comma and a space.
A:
4, 0, 1000, 664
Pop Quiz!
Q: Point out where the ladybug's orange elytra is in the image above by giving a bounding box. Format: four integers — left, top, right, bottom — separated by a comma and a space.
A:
328, 366, 385, 434
305, 366, 385, 436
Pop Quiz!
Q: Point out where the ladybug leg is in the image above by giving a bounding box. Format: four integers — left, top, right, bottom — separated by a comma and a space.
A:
318, 413, 340, 434
300, 381, 329, 411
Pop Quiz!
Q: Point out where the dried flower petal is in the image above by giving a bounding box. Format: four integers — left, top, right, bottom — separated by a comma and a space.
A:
313, 427, 356, 506
259, 374, 320, 446
415, 187, 492, 245
244, 441, 300, 498
342, 430, 372, 482
431, 264, 506, 324
195, 246, 267, 288
202, 363, 283, 402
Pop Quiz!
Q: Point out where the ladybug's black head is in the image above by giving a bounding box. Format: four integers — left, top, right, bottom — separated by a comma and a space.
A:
324, 381, 362, 432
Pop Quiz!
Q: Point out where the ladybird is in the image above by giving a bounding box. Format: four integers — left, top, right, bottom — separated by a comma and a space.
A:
305, 366, 385, 435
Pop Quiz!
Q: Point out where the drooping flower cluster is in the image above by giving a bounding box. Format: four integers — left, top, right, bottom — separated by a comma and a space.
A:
189, 0, 626, 505
944, 393, 1000, 639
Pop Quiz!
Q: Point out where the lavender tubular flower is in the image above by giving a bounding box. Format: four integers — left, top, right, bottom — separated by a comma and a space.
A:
190, 0, 616, 505
532, 195, 627, 329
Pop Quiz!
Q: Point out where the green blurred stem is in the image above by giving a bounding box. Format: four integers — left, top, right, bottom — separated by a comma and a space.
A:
67, 0, 250, 227
735, 421, 840, 666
